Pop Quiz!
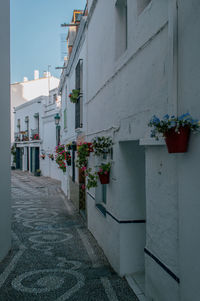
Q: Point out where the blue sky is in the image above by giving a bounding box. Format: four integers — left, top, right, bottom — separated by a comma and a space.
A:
11, 0, 86, 83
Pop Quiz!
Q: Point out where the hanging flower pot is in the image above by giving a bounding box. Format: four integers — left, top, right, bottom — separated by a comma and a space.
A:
148, 113, 200, 153
98, 172, 110, 184
164, 126, 190, 153
97, 162, 111, 184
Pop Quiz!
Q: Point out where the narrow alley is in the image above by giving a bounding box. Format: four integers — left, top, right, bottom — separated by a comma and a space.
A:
0, 171, 137, 301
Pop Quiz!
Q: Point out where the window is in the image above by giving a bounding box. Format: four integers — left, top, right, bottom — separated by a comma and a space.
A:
75, 59, 83, 129
137, 0, 151, 15
17, 119, 20, 132
56, 126, 60, 146
64, 108, 67, 129
115, 0, 127, 59
53, 94, 57, 103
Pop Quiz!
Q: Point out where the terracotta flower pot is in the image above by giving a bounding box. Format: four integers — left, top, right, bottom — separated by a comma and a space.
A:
164, 126, 190, 153
98, 172, 110, 184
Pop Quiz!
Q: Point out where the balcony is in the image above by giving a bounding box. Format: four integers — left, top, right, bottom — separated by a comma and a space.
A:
14, 131, 29, 142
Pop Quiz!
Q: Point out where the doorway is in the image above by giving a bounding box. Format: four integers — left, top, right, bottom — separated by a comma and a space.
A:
119, 140, 146, 292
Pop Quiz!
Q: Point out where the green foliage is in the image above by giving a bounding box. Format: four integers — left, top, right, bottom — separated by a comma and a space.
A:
86, 168, 98, 190
149, 113, 200, 140
69, 89, 80, 103
98, 162, 111, 175
92, 136, 113, 156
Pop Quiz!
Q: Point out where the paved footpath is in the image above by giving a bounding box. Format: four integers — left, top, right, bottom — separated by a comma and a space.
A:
0, 170, 138, 301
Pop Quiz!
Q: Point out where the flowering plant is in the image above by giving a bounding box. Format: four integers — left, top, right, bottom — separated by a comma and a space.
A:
148, 113, 200, 140
92, 136, 113, 156
55, 145, 67, 172
98, 162, 111, 175
69, 89, 80, 103
76, 142, 92, 169
48, 154, 54, 160
33, 134, 39, 140
41, 154, 45, 159
66, 151, 71, 165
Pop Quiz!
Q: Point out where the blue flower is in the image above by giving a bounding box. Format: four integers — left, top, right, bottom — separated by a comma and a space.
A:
163, 114, 169, 120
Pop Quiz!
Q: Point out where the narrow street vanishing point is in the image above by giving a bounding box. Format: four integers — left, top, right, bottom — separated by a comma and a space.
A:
0, 171, 138, 301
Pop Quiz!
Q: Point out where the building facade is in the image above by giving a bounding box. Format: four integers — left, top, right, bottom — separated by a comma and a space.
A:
58, 8, 88, 212
58, 1, 200, 301
14, 89, 61, 177
11, 71, 59, 143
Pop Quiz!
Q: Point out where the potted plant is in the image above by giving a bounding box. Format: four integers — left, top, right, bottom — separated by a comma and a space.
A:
97, 162, 111, 184
48, 154, 54, 161
66, 151, 71, 166
55, 145, 67, 173
69, 89, 80, 103
34, 169, 41, 176
76, 143, 91, 169
33, 133, 39, 140
148, 113, 200, 153
92, 136, 113, 156
41, 154, 45, 160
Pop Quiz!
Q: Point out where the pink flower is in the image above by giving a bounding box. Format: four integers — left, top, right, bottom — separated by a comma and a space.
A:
104, 171, 108, 175
99, 168, 103, 173
81, 184, 85, 190
81, 166, 87, 171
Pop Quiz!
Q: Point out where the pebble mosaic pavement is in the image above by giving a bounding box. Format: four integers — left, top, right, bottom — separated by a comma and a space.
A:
0, 170, 138, 301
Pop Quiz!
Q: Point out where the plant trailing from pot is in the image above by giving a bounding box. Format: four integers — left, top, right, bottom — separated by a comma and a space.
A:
85, 168, 98, 190
48, 154, 54, 161
34, 169, 41, 176
97, 162, 111, 184
92, 136, 113, 156
76, 142, 91, 169
69, 89, 80, 103
148, 113, 200, 153
55, 144, 67, 172
66, 151, 71, 166
41, 154, 46, 159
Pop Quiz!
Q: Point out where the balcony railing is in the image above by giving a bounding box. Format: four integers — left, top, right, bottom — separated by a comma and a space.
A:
14, 131, 29, 142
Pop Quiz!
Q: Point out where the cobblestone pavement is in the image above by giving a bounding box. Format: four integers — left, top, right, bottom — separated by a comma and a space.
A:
0, 170, 138, 301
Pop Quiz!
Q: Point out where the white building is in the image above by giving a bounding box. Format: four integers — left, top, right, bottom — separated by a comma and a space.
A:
58, 8, 88, 209
86, 1, 200, 301
11, 71, 59, 143
14, 89, 61, 177
58, 1, 200, 301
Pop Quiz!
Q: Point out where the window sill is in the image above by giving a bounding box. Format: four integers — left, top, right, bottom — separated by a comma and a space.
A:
139, 138, 165, 146
96, 203, 106, 217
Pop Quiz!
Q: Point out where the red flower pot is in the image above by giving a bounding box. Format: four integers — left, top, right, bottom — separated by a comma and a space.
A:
98, 172, 110, 184
164, 126, 190, 153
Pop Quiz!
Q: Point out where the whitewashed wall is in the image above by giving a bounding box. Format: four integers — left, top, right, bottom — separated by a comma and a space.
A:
87, 0, 169, 282
0, 0, 11, 261
59, 17, 87, 200
177, 1, 200, 300
11, 76, 59, 143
